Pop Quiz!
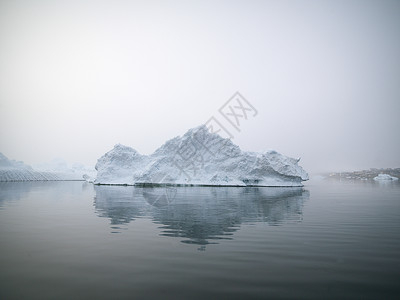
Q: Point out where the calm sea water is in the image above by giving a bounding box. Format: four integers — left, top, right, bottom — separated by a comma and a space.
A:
0, 180, 399, 299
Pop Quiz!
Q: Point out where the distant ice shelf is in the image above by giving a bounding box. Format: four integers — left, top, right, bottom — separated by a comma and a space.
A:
95, 125, 309, 187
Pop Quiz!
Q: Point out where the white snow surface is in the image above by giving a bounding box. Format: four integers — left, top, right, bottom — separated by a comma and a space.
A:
95, 125, 309, 187
0, 152, 32, 170
373, 174, 399, 181
0, 153, 92, 181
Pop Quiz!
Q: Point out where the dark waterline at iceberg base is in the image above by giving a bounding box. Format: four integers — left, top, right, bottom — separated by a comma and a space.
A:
0, 180, 399, 299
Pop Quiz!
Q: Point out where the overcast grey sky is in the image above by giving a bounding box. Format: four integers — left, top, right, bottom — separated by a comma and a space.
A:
0, 0, 399, 173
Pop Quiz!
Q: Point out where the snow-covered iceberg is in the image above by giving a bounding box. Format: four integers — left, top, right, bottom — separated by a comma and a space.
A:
95, 125, 309, 187
373, 174, 399, 181
0, 152, 90, 181
0, 152, 33, 169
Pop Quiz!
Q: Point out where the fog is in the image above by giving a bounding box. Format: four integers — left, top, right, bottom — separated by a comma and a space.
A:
1, 0, 399, 174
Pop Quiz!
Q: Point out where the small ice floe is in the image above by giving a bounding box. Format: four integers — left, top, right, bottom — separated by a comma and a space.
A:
373, 174, 399, 181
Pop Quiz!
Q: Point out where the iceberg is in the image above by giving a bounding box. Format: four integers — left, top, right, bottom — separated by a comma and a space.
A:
373, 174, 399, 181
0, 152, 91, 181
0, 152, 33, 170
95, 125, 309, 187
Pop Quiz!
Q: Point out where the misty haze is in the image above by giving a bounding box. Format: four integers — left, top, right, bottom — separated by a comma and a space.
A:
1, 1, 399, 299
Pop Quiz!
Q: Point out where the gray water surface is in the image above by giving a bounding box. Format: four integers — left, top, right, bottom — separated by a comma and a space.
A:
0, 180, 399, 299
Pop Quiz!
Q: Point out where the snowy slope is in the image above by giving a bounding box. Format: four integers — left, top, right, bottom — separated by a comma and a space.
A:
0, 153, 88, 181
0, 152, 32, 170
95, 144, 150, 184
95, 125, 309, 187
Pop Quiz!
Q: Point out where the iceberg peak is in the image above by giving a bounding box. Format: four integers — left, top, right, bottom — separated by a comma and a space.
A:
95, 125, 309, 186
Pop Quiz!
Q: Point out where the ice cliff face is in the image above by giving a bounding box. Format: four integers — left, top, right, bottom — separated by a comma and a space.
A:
95, 125, 309, 187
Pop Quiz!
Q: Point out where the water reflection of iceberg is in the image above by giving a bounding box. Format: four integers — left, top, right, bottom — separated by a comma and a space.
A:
94, 186, 309, 246
94, 185, 148, 226
0, 182, 34, 208
0, 181, 87, 208
145, 187, 309, 246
